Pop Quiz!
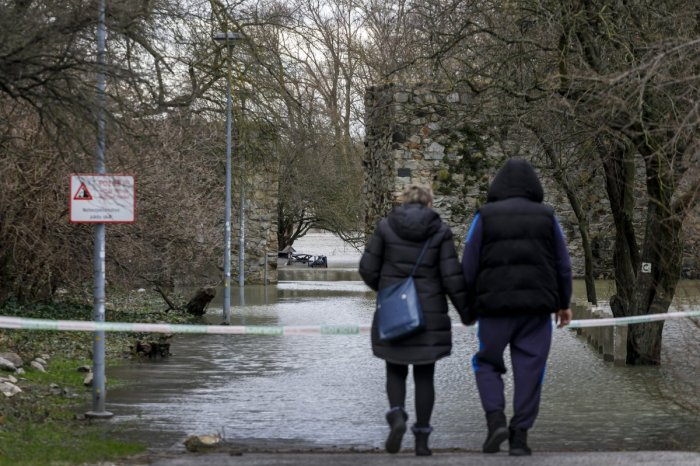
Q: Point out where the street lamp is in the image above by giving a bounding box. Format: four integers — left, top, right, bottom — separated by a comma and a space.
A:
238, 93, 247, 293
86, 0, 113, 420
213, 31, 242, 324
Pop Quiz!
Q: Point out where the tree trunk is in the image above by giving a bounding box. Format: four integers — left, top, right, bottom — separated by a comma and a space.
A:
601, 143, 639, 316
186, 286, 216, 316
602, 139, 684, 364
579, 219, 598, 305
624, 147, 684, 364
534, 128, 597, 304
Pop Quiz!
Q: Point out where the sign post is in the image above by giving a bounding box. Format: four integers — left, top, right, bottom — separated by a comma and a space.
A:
83, 0, 113, 419
70, 174, 134, 420
72, 0, 133, 419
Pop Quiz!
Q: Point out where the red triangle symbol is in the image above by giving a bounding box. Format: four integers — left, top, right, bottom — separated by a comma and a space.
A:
73, 182, 93, 200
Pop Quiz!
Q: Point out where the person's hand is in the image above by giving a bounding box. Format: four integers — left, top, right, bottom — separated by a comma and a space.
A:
464, 316, 477, 326
461, 309, 477, 326
555, 308, 572, 328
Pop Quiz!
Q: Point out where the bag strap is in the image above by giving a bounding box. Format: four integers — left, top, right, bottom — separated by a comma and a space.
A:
409, 240, 430, 277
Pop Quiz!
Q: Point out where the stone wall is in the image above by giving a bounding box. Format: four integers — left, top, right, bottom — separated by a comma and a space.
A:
363, 83, 698, 278
232, 146, 279, 284
363, 83, 496, 238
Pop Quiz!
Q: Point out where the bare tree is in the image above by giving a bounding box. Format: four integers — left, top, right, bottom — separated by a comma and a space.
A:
465, 0, 700, 364
212, 0, 367, 249
0, 0, 233, 303
355, 0, 699, 364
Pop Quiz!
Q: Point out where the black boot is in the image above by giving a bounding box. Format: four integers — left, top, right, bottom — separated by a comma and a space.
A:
509, 427, 532, 456
411, 424, 433, 456
385, 407, 407, 453
482, 410, 508, 453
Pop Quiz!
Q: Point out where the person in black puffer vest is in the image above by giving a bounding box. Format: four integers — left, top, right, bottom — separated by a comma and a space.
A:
461, 159, 573, 456
360, 185, 472, 456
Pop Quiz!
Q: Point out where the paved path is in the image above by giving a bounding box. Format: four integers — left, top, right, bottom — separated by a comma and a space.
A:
126, 449, 700, 466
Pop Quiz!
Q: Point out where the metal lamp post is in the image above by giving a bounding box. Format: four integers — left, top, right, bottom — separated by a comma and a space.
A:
86, 0, 113, 419
238, 95, 247, 291
213, 31, 242, 324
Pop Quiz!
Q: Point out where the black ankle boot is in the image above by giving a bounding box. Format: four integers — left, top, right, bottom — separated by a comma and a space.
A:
483, 410, 508, 453
509, 427, 532, 456
385, 407, 407, 453
411, 424, 433, 456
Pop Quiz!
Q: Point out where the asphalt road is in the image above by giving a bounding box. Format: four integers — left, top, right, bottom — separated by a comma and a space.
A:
122, 449, 700, 466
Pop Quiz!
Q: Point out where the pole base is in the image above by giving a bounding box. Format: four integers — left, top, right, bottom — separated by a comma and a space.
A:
85, 410, 114, 419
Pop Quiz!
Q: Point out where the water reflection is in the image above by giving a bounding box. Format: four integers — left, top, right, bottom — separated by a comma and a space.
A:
105, 280, 699, 452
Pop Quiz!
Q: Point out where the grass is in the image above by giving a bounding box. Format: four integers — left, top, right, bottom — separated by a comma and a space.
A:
20, 357, 123, 390
0, 289, 195, 361
0, 289, 197, 465
0, 421, 145, 466
0, 356, 146, 465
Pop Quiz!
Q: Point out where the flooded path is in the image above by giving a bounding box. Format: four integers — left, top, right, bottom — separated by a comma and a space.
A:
103, 234, 699, 452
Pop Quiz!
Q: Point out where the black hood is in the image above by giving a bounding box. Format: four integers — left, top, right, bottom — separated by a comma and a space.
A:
486, 159, 544, 203
387, 203, 442, 242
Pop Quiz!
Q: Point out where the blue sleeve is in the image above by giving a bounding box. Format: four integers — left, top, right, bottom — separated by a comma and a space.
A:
553, 217, 573, 309
461, 213, 482, 290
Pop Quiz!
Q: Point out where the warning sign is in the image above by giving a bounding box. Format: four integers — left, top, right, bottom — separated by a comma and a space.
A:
70, 174, 135, 223
73, 182, 93, 200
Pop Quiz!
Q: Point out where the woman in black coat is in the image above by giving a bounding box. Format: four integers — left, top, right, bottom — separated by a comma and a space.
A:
359, 185, 471, 456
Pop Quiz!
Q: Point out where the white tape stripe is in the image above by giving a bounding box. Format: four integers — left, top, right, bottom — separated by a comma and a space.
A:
58, 320, 96, 331
0, 311, 697, 334
0, 316, 22, 329
565, 310, 700, 328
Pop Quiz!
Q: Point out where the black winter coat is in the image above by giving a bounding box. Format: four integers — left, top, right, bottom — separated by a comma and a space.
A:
359, 203, 470, 365
474, 159, 559, 316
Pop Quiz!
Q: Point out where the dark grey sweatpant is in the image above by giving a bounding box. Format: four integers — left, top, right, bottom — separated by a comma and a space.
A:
472, 314, 552, 429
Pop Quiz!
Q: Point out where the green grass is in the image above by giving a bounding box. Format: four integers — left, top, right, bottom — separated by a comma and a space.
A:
0, 290, 194, 362
0, 290, 192, 464
21, 358, 91, 387
0, 421, 145, 466
0, 357, 146, 465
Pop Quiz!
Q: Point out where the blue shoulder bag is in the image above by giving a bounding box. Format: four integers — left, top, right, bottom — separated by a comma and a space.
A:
376, 241, 430, 342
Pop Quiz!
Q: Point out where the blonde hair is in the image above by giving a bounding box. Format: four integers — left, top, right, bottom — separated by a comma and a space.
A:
401, 185, 433, 206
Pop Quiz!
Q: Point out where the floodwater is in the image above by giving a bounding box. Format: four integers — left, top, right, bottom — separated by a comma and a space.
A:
104, 233, 700, 452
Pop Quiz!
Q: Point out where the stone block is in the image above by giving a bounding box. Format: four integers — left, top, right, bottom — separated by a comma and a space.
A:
614, 325, 628, 366
571, 303, 586, 336
392, 149, 407, 159
589, 307, 600, 352
394, 92, 410, 103
425, 142, 445, 160
602, 326, 615, 362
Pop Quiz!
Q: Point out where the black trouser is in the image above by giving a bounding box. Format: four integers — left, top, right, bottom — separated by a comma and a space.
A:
386, 361, 435, 427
